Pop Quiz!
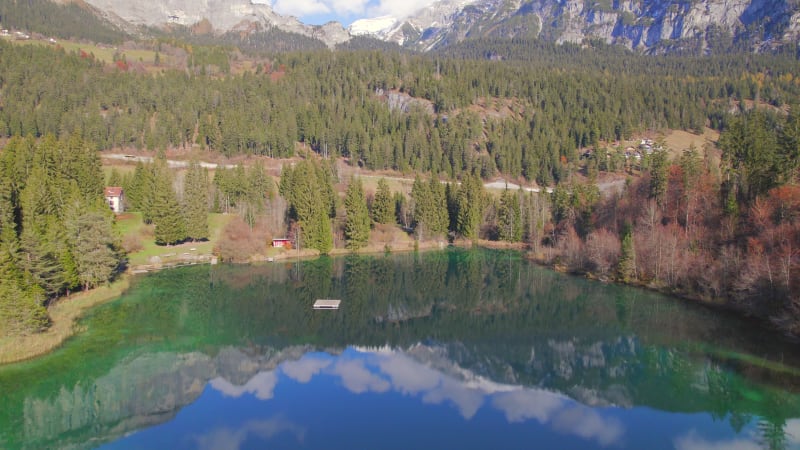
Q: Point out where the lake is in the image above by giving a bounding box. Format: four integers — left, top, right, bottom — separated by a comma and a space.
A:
0, 248, 798, 449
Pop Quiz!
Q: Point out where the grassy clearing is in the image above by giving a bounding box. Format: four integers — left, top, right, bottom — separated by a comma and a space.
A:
118, 212, 233, 267
664, 128, 719, 154
13, 39, 165, 66
358, 174, 415, 195
0, 278, 129, 365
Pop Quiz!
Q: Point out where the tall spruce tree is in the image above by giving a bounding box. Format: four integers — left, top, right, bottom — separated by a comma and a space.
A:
0, 219, 48, 335
617, 225, 636, 282
344, 177, 370, 250
279, 160, 334, 253
429, 178, 449, 237
410, 176, 430, 239
129, 162, 156, 223
152, 162, 186, 246
498, 189, 522, 242
183, 161, 210, 241
68, 211, 119, 290
649, 150, 669, 206
456, 173, 487, 239
371, 178, 394, 224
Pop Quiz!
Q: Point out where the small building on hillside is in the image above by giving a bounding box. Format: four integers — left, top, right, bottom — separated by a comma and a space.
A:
272, 238, 292, 248
104, 187, 124, 213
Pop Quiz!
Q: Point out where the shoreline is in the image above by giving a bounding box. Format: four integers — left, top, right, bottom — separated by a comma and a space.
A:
0, 277, 130, 365
0, 240, 450, 365
522, 250, 800, 342
2, 239, 795, 366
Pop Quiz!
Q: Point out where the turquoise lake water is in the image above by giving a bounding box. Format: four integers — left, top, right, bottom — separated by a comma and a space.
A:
1, 249, 798, 449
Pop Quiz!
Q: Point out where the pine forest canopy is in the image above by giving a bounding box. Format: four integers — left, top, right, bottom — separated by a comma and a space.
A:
0, 38, 798, 184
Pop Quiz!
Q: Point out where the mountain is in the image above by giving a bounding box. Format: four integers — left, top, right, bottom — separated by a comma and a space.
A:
0, 0, 129, 43
362, 0, 800, 53
78, 0, 350, 47
14, 0, 799, 53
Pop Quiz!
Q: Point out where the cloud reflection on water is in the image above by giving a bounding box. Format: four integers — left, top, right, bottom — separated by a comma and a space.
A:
208, 347, 626, 447
280, 357, 332, 383
673, 430, 761, 450
209, 371, 278, 400
329, 358, 392, 393
191, 416, 306, 450
786, 419, 800, 446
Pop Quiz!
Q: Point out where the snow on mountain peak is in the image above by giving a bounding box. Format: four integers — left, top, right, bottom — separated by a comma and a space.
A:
348, 15, 398, 36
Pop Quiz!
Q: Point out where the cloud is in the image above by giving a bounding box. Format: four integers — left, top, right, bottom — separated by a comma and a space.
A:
674, 430, 761, 450
270, 0, 332, 17
492, 390, 564, 423
371, 351, 487, 419
367, 0, 439, 20
192, 416, 305, 450
376, 353, 441, 394
786, 419, 800, 446
330, 359, 391, 394
281, 357, 332, 383
421, 377, 485, 420
265, 0, 437, 21
551, 407, 624, 447
492, 389, 624, 447
206, 346, 628, 447
329, 0, 371, 16
209, 371, 278, 400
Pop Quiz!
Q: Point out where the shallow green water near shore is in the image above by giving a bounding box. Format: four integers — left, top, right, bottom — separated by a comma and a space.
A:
1, 249, 798, 449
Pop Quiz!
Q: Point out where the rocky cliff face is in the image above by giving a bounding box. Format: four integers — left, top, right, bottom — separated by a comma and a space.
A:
81, 0, 350, 47
387, 0, 800, 53
77, 0, 798, 53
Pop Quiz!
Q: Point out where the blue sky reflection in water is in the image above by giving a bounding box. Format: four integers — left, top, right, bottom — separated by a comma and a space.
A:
102, 347, 799, 450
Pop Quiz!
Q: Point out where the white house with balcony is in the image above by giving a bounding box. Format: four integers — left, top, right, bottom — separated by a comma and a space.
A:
104, 187, 124, 214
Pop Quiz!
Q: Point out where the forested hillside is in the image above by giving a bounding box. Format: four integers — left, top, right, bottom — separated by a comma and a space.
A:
0, 36, 798, 338
0, 0, 127, 43
1, 40, 798, 185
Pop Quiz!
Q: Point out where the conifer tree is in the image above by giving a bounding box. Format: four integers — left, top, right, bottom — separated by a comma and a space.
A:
456, 173, 487, 239
410, 176, 431, 239
498, 189, 522, 242
0, 277, 49, 336
129, 162, 156, 223
107, 167, 122, 188
280, 160, 334, 253
19, 226, 65, 298
649, 150, 669, 206
429, 178, 449, 236
304, 203, 333, 254
371, 178, 394, 224
241, 161, 273, 228
0, 220, 47, 335
345, 177, 370, 250
62, 134, 104, 202
183, 161, 210, 241
68, 211, 119, 290
617, 225, 636, 282
152, 164, 186, 246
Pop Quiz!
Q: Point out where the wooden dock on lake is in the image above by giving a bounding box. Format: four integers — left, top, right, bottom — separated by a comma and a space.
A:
313, 299, 341, 310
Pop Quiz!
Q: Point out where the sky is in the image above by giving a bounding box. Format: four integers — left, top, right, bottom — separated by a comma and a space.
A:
252, 0, 438, 26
